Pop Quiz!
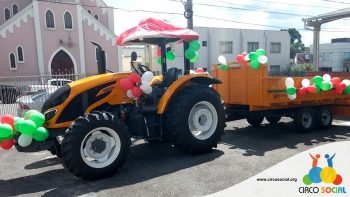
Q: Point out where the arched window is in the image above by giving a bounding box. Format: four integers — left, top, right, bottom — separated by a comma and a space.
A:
4, 8, 10, 21
45, 10, 55, 28
94, 14, 98, 20
17, 46, 24, 62
87, 10, 91, 14
13, 4, 18, 15
9, 53, 16, 69
64, 11, 72, 29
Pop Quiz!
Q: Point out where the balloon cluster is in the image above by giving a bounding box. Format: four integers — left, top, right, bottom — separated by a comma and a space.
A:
157, 48, 176, 64
119, 72, 154, 99
285, 77, 297, 100
239, 49, 268, 70
190, 68, 205, 74
217, 56, 229, 71
0, 110, 48, 150
185, 40, 200, 63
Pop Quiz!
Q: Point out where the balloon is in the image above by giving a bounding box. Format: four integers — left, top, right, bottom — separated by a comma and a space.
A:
344, 85, 350, 95
248, 52, 258, 61
166, 51, 176, 61
287, 93, 296, 100
307, 85, 317, 93
189, 70, 195, 74
320, 167, 336, 183
342, 79, 350, 86
195, 68, 204, 73
32, 127, 49, 141
218, 55, 227, 64
140, 81, 151, 91
157, 57, 162, 65
126, 90, 134, 98
157, 48, 161, 56
14, 119, 23, 132
131, 87, 142, 97
336, 83, 346, 94
244, 55, 250, 61
331, 77, 341, 87
321, 81, 332, 91
323, 74, 331, 82
236, 55, 244, 62
219, 64, 229, 71
250, 60, 260, 70
141, 71, 154, 82
119, 78, 134, 90
0, 124, 13, 139
129, 73, 141, 84
297, 87, 308, 96
303, 174, 312, 185
190, 54, 199, 63
19, 120, 36, 135
241, 52, 248, 57
301, 79, 310, 88
28, 112, 45, 128
18, 134, 32, 147
315, 84, 321, 93
333, 175, 342, 185
14, 117, 23, 123
143, 86, 153, 94
313, 76, 323, 86
24, 110, 38, 119
255, 48, 266, 56
185, 48, 197, 60
286, 87, 296, 95
257, 55, 268, 64
1, 115, 14, 128
285, 77, 294, 88
189, 40, 201, 51
0, 139, 14, 150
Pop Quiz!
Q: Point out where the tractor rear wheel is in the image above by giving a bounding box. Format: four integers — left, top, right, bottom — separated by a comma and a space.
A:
165, 85, 225, 154
61, 111, 130, 180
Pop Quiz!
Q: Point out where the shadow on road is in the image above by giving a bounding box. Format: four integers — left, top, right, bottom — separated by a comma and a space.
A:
0, 142, 224, 196
222, 121, 350, 156
24, 157, 62, 170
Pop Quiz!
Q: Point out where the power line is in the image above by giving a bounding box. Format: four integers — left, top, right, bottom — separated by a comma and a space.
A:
321, 0, 350, 4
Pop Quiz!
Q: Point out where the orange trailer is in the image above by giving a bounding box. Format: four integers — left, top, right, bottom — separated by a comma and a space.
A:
212, 61, 350, 132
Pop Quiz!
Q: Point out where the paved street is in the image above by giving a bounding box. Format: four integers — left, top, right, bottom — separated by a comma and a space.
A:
0, 117, 350, 197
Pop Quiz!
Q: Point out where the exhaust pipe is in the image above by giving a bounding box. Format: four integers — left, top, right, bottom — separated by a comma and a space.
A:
91, 41, 106, 74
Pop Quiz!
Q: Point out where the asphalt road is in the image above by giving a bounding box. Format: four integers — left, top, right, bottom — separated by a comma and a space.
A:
0, 118, 350, 197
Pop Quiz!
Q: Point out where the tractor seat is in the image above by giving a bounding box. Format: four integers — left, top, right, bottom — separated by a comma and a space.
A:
163, 67, 178, 87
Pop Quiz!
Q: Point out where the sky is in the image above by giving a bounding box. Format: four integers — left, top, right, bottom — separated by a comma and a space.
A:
103, 0, 350, 47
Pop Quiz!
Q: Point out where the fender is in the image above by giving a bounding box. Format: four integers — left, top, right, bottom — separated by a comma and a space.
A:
157, 73, 222, 114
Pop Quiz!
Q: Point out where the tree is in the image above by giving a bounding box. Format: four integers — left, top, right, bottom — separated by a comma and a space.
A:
281, 28, 305, 58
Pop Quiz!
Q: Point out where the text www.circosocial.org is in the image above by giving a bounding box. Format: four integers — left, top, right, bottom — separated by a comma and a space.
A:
257, 178, 298, 182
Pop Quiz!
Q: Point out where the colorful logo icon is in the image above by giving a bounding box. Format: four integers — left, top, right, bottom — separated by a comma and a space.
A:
303, 153, 343, 185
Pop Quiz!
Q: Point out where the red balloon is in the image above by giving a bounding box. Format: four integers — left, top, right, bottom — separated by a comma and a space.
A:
129, 73, 141, 84
236, 55, 244, 62
119, 78, 134, 90
195, 68, 204, 73
307, 85, 317, 93
333, 174, 342, 185
241, 52, 248, 57
0, 139, 14, 150
335, 83, 346, 94
0, 115, 14, 129
297, 87, 307, 96
157, 48, 161, 56
331, 77, 341, 88
131, 87, 142, 97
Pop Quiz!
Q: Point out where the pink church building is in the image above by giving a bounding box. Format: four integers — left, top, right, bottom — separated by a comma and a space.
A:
0, 0, 120, 76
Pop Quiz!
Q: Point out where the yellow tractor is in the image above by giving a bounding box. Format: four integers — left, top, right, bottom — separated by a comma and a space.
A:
15, 18, 225, 180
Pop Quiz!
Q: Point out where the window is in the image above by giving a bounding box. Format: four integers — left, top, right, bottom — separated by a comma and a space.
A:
64, 11, 72, 29
94, 14, 99, 20
202, 41, 207, 47
270, 42, 281, 53
322, 52, 332, 61
9, 53, 16, 70
4, 8, 10, 21
270, 65, 280, 72
247, 42, 259, 52
88, 10, 92, 14
343, 52, 350, 60
13, 4, 18, 15
319, 67, 332, 72
220, 41, 233, 54
17, 46, 24, 63
46, 10, 55, 28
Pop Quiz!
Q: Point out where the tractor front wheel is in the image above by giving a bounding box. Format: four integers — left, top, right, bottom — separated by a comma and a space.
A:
61, 111, 130, 180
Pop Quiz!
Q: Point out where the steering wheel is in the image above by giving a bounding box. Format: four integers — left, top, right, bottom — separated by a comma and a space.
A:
138, 64, 151, 74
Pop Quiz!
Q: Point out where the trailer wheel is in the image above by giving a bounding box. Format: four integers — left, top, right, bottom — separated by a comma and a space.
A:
266, 116, 281, 124
294, 107, 314, 133
246, 114, 264, 127
315, 106, 333, 130
165, 85, 225, 154
61, 111, 130, 180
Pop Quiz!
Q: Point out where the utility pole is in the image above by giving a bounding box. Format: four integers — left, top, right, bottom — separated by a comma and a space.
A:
183, 0, 193, 74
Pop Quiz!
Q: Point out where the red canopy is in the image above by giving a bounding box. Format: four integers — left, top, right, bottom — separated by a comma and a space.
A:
116, 18, 199, 46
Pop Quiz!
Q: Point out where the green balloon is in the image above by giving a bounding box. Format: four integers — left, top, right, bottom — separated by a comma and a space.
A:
14, 120, 23, 132
219, 64, 229, 71
157, 57, 161, 65
303, 174, 312, 185
286, 87, 297, 95
28, 112, 45, 128
166, 51, 176, 61
185, 48, 196, 60
3, 132, 14, 140
0, 124, 13, 139
248, 52, 258, 61
32, 127, 49, 141
315, 84, 321, 93
189, 40, 201, 51
14, 117, 23, 123
24, 110, 39, 119
250, 60, 260, 70
19, 120, 36, 135
321, 81, 332, 91
344, 85, 350, 94
256, 48, 266, 56
190, 54, 199, 63
313, 76, 323, 86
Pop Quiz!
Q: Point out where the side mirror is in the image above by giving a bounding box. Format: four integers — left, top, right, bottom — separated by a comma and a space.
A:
131, 51, 137, 62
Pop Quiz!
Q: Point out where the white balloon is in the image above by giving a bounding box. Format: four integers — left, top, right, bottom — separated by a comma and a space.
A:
342, 79, 350, 86
140, 81, 151, 91
141, 71, 154, 82
143, 86, 153, 94
287, 93, 297, 100
301, 79, 310, 88
218, 55, 227, 64
190, 70, 195, 74
18, 134, 33, 147
126, 90, 134, 98
244, 55, 250, 61
323, 74, 331, 82
285, 77, 294, 88
257, 55, 268, 64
